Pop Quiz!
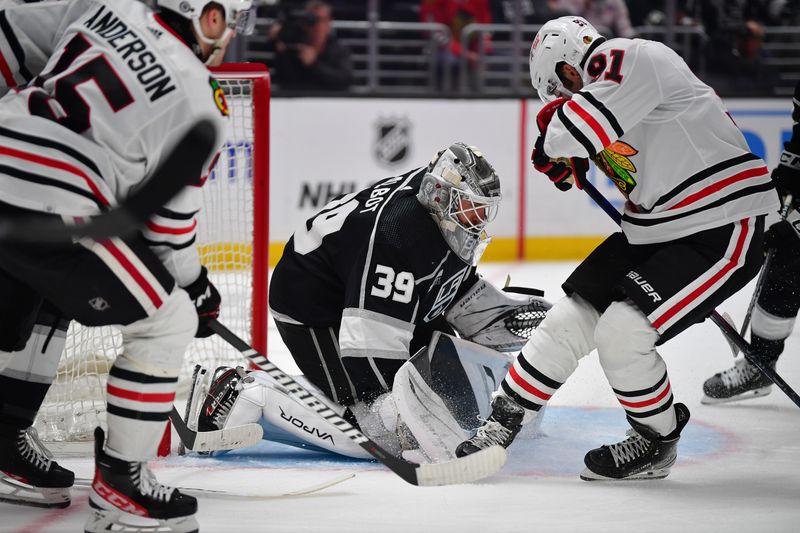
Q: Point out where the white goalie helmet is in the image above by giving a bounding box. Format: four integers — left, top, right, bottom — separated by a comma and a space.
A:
529, 16, 604, 102
157, 0, 256, 44
417, 143, 501, 266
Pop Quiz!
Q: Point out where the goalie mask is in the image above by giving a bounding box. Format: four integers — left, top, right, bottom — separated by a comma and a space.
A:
529, 16, 604, 102
417, 143, 501, 265
157, 0, 256, 45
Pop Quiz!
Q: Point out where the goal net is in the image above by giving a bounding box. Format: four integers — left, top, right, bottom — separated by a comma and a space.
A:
33, 64, 270, 450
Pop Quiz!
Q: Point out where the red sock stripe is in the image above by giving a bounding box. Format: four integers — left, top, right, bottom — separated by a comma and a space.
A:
145, 219, 197, 235
107, 384, 175, 403
509, 365, 552, 401
616, 381, 672, 408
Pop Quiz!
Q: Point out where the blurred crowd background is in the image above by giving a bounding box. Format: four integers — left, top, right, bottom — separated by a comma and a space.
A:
224, 0, 800, 97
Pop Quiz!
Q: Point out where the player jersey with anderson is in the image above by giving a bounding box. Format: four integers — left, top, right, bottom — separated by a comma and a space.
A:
0, 0, 227, 285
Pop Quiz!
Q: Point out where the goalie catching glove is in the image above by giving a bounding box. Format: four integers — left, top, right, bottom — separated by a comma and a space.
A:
445, 276, 552, 351
532, 98, 589, 191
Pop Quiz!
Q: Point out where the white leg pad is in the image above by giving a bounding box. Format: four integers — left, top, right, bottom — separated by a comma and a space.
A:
518, 294, 600, 383
117, 288, 197, 376
105, 290, 195, 460
231, 370, 372, 459
595, 300, 675, 436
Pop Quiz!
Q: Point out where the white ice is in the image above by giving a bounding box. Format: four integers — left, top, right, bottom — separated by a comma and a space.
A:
3, 261, 799, 533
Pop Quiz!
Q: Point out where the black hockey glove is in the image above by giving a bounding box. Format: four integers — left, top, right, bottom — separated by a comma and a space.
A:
183, 266, 221, 338
773, 145, 800, 206
531, 134, 589, 191
764, 219, 800, 251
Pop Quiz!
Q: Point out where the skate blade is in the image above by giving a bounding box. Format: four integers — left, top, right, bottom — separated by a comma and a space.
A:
85, 507, 199, 533
701, 386, 772, 405
0, 476, 70, 508
579, 467, 672, 481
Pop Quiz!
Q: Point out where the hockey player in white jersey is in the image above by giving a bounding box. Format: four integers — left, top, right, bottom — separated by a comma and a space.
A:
188, 143, 551, 462
0, 0, 254, 531
703, 80, 800, 404
456, 16, 780, 481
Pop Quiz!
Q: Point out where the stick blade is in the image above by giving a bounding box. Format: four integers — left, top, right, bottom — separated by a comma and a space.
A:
414, 446, 507, 487
720, 312, 741, 357
190, 423, 263, 453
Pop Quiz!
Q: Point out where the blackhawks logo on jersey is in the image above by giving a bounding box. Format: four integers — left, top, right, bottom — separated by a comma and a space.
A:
209, 77, 229, 117
593, 141, 638, 197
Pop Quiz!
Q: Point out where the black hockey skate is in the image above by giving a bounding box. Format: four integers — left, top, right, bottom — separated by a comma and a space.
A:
702, 356, 775, 404
0, 425, 74, 508
86, 427, 198, 533
581, 403, 690, 481
455, 395, 526, 457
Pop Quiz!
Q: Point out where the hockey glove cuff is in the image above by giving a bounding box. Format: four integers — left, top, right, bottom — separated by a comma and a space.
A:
183, 266, 221, 338
531, 135, 589, 191
536, 97, 569, 134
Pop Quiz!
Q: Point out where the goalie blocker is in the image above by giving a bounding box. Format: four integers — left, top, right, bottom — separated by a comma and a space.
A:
186, 333, 545, 462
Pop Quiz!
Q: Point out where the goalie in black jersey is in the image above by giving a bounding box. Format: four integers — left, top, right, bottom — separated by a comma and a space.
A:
189, 143, 551, 462
703, 81, 800, 404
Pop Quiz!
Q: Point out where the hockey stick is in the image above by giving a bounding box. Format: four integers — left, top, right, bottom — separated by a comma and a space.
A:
737, 193, 795, 344
74, 473, 355, 499
168, 406, 263, 453
0, 120, 217, 243
209, 319, 507, 486
581, 179, 800, 408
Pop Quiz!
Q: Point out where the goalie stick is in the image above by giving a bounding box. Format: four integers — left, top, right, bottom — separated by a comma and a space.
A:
209, 319, 508, 487
169, 406, 263, 453
581, 179, 800, 409
0, 119, 217, 243
74, 473, 355, 499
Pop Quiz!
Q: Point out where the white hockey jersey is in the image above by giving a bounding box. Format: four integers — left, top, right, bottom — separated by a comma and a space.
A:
0, 0, 227, 285
544, 37, 779, 244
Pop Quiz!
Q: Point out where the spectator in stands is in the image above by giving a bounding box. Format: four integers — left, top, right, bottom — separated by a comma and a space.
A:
704, 19, 779, 96
556, 0, 634, 38
488, 0, 570, 25
271, 0, 353, 92
420, 0, 492, 89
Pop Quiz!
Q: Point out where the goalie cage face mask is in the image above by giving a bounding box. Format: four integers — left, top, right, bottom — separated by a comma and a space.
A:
417, 143, 501, 266
529, 16, 604, 102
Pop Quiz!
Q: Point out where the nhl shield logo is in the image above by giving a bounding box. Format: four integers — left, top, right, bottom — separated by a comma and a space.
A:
374, 117, 411, 167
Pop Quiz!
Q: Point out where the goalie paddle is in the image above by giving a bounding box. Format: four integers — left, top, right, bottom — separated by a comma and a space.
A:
0, 119, 217, 243
209, 319, 508, 486
169, 406, 263, 453
581, 179, 800, 409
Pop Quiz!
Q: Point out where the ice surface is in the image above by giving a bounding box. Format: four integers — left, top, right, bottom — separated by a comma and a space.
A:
3, 262, 798, 533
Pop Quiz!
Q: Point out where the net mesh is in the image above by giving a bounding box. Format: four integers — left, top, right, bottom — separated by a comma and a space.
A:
34, 73, 266, 444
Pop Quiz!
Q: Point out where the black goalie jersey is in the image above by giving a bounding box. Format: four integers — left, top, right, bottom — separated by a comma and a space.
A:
269, 167, 479, 398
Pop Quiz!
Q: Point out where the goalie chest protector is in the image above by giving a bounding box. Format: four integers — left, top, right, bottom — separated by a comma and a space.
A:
270, 168, 478, 328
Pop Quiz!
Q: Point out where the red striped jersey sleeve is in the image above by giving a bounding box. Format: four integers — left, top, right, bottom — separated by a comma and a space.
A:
544, 41, 666, 159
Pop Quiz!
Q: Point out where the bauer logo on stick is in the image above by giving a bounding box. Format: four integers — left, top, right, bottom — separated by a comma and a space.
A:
209, 77, 229, 117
